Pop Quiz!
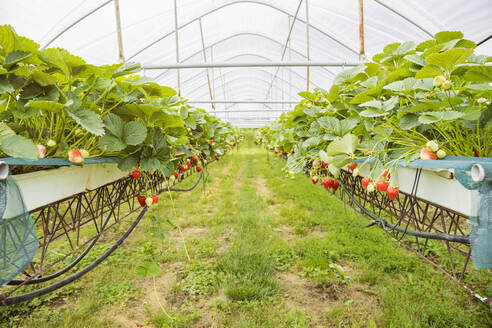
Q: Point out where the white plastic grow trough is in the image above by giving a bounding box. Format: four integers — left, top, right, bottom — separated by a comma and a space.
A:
13, 164, 128, 212
355, 165, 478, 217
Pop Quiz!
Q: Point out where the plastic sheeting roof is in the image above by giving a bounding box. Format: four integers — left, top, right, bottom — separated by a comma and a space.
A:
2, 0, 491, 127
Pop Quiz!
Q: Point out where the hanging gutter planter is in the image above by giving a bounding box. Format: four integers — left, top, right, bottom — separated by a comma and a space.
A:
352, 157, 492, 218
2, 158, 129, 212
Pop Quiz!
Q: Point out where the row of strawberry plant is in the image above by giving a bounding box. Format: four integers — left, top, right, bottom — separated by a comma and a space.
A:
256, 30, 491, 196
0, 25, 241, 176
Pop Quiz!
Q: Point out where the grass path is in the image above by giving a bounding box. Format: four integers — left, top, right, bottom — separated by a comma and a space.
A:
1, 134, 491, 327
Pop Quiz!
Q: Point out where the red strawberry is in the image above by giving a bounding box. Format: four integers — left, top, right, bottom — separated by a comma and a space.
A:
322, 162, 328, 168
332, 180, 339, 191
68, 149, 83, 163
382, 170, 391, 179
196, 166, 202, 172
192, 156, 198, 163
312, 177, 318, 184
186, 161, 192, 168
274, 150, 278, 154
322, 179, 330, 189
152, 195, 159, 204
326, 179, 334, 188
473, 147, 479, 157
174, 151, 178, 156
215, 156, 220, 161
132, 170, 141, 180
361, 177, 371, 189
173, 171, 179, 178
37, 144, 46, 158
387, 186, 399, 200
178, 165, 186, 172
420, 147, 437, 160
348, 162, 357, 171
137, 195, 146, 207
210, 140, 215, 144
376, 180, 389, 192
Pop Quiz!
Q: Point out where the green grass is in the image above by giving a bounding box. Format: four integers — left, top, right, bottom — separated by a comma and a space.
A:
1, 131, 491, 327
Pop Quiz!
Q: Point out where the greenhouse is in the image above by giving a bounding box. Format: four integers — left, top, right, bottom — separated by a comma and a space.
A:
0, 0, 491, 327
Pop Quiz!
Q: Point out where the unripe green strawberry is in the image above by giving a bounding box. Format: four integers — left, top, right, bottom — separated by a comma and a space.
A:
426, 140, 439, 152
352, 168, 360, 177
47, 139, 57, 147
436, 149, 446, 159
441, 80, 452, 90
145, 197, 153, 207
80, 149, 89, 158
367, 183, 375, 193
433, 75, 446, 88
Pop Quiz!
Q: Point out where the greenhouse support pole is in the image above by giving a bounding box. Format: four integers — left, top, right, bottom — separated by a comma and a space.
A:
358, 0, 365, 59
288, 16, 292, 109
211, 46, 216, 102
173, 0, 181, 96
113, 0, 125, 62
264, 0, 303, 100
281, 48, 284, 111
198, 18, 215, 110
306, 0, 310, 91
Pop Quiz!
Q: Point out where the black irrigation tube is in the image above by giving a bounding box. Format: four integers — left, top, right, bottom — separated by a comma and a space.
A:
1, 161, 214, 305
0, 207, 147, 305
165, 162, 211, 193
7, 180, 131, 286
337, 179, 470, 244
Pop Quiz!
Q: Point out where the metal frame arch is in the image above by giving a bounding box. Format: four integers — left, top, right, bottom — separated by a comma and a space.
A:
42, 0, 113, 49
147, 32, 336, 80
127, 0, 359, 60
40, 0, 449, 56
371, 0, 433, 38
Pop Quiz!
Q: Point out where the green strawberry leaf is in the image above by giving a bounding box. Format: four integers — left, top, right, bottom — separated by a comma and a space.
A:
0, 135, 38, 159
113, 62, 141, 78
4, 50, 32, 66
103, 113, 124, 139
123, 121, 147, 145
98, 135, 126, 152
67, 108, 105, 136
26, 100, 64, 114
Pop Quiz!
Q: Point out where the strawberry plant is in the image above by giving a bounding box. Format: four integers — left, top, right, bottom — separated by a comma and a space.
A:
257, 30, 491, 189
0, 25, 241, 177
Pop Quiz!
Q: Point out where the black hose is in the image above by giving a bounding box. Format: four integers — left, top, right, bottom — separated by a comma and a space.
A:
0, 207, 147, 305
165, 162, 210, 193
7, 180, 132, 286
